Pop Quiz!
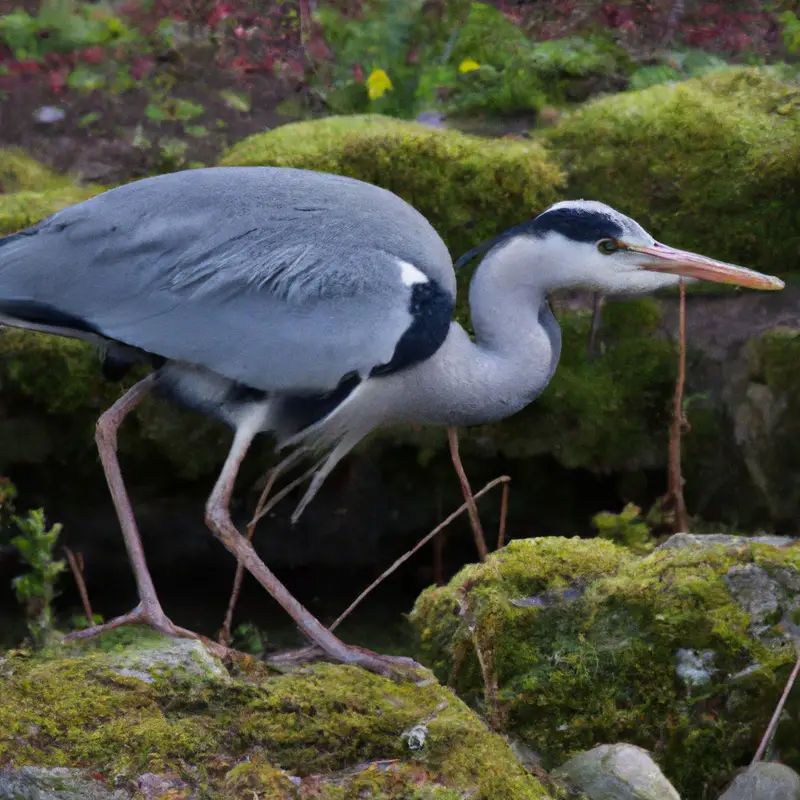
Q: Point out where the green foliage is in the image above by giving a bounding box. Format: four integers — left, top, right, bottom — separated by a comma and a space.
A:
547, 67, 800, 276
778, 10, 800, 53
220, 115, 563, 260
446, 4, 629, 115
313, 0, 470, 119
230, 621, 268, 656
10, 507, 66, 646
410, 537, 800, 800
592, 502, 656, 554
629, 49, 733, 90
0, 641, 552, 799
0, 0, 137, 61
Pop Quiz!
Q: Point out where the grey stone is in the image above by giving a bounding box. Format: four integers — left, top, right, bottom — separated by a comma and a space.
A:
109, 636, 229, 684
718, 762, 800, 800
0, 767, 128, 799
657, 533, 796, 552
675, 648, 717, 688
724, 563, 785, 638
552, 743, 680, 800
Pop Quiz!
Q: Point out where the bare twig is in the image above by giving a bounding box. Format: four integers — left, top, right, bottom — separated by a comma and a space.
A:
667, 280, 689, 532
460, 589, 504, 730
218, 465, 282, 646
448, 426, 488, 561
587, 292, 604, 362
330, 475, 510, 632
496, 481, 509, 551
752, 649, 800, 764
64, 546, 93, 625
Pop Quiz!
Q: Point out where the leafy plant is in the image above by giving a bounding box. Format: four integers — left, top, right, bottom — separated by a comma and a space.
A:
231, 621, 267, 655
629, 48, 732, 90
10, 506, 66, 646
312, 0, 470, 119
592, 502, 656, 555
0, 0, 137, 61
778, 9, 800, 53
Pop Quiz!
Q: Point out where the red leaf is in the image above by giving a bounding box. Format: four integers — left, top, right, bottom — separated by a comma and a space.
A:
131, 55, 154, 79
352, 63, 364, 83
79, 46, 106, 65
48, 68, 67, 93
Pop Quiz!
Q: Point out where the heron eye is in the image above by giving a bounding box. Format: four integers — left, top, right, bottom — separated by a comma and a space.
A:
597, 239, 619, 255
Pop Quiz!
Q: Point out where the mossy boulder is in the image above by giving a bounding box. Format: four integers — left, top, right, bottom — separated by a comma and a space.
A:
547, 66, 800, 276
0, 149, 70, 194
409, 535, 800, 800
219, 114, 563, 260
0, 632, 554, 799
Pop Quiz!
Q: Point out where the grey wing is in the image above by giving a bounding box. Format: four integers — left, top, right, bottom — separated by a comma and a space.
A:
0, 167, 456, 393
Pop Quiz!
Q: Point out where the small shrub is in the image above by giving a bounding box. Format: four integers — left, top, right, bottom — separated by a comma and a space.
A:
10, 506, 66, 646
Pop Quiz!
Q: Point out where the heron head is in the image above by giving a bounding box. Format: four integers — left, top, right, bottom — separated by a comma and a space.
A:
457, 200, 784, 295
528, 200, 784, 294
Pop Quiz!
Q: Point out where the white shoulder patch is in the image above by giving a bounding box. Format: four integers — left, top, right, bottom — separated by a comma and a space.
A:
397, 259, 429, 287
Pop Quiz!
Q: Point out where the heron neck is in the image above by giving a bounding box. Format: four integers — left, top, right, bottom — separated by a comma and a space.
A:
399, 252, 560, 427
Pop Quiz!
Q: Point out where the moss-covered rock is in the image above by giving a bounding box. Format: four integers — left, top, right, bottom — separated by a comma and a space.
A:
0, 149, 71, 194
219, 114, 563, 260
0, 186, 104, 235
547, 66, 800, 276
409, 535, 800, 800
0, 632, 554, 799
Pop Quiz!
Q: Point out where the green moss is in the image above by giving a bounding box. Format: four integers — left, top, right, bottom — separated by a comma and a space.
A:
0, 639, 552, 799
547, 67, 800, 276
409, 537, 800, 800
0, 185, 103, 235
220, 114, 563, 259
0, 150, 71, 194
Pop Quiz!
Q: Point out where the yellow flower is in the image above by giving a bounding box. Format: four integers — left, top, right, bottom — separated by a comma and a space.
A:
366, 68, 393, 100
458, 58, 481, 74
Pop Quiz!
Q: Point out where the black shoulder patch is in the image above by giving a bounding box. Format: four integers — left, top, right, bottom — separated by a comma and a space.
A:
275, 371, 362, 437
371, 279, 453, 378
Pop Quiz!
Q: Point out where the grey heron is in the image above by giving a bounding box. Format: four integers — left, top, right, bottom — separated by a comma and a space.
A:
0, 166, 783, 677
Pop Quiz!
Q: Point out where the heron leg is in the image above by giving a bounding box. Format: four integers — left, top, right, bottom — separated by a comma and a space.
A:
63, 375, 230, 659
204, 428, 426, 681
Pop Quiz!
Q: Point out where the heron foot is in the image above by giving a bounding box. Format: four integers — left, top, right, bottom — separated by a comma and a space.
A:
62, 601, 233, 660
267, 643, 430, 682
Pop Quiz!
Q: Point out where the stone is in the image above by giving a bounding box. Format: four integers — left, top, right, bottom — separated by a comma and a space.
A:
0, 767, 129, 799
410, 536, 800, 797
552, 743, 680, 800
718, 762, 800, 800
108, 634, 230, 684
657, 533, 797, 552
0, 634, 553, 799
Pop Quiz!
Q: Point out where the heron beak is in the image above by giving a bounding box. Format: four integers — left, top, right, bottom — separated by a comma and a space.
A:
629, 242, 785, 291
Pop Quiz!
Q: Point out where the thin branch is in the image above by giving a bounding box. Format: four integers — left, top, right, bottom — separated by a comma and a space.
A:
587, 292, 604, 362
497, 481, 509, 551
668, 280, 689, 532
329, 475, 510, 632
64, 546, 93, 624
460, 589, 504, 730
448, 426, 488, 561
752, 649, 800, 764
218, 465, 282, 646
